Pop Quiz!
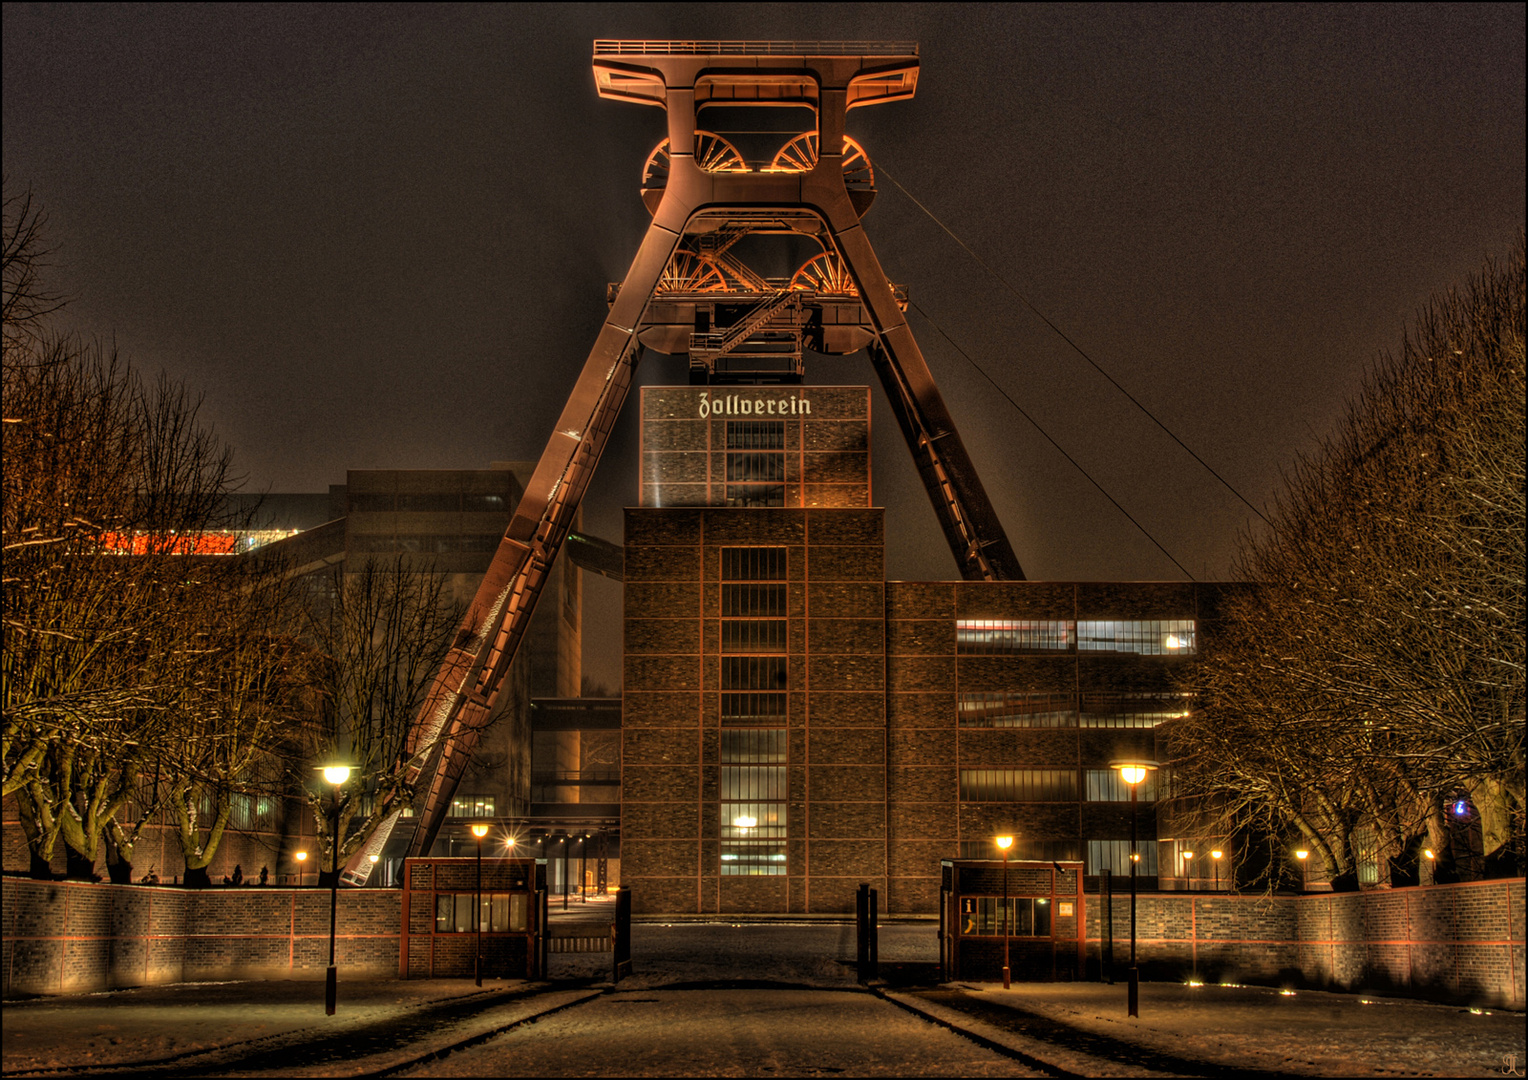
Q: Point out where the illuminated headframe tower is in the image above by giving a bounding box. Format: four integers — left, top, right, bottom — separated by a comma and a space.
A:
345, 41, 1023, 882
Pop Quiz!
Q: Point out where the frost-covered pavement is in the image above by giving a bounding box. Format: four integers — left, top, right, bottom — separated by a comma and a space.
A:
892, 981, 1527, 1078
2, 921, 1522, 1077
398, 986, 1038, 1078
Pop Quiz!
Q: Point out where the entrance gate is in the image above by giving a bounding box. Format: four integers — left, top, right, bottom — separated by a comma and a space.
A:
400, 857, 542, 979
940, 859, 1085, 982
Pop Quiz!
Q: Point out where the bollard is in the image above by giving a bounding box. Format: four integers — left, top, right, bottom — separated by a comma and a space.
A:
613, 886, 633, 983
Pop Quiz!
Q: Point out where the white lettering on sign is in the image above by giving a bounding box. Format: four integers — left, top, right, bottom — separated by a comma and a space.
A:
697, 391, 811, 419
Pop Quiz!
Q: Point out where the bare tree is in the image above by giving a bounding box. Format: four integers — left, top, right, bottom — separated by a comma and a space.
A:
3, 184, 298, 880
1174, 234, 1526, 890
298, 556, 462, 884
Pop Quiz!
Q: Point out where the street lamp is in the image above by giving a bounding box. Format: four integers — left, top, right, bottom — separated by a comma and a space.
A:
471, 823, 489, 987
1294, 849, 1309, 892
320, 763, 351, 1016
295, 850, 308, 887
1181, 850, 1195, 891
1211, 849, 1224, 892
995, 835, 1015, 989
1110, 759, 1159, 1019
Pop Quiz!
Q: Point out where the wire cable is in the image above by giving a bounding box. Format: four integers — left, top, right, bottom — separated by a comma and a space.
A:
877, 164, 1269, 526
908, 299, 1197, 581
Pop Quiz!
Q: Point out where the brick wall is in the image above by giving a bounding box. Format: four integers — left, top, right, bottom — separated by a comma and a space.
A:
1083, 878, 1525, 1008
2, 878, 400, 997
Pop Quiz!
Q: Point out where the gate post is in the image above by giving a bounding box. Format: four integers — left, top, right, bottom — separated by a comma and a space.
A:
536, 888, 549, 979
856, 883, 872, 983
613, 886, 632, 983
869, 887, 879, 982
1102, 869, 1114, 985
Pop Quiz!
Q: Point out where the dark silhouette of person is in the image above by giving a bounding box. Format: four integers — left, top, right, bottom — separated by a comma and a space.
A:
259, 865, 269, 886
231, 864, 244, 886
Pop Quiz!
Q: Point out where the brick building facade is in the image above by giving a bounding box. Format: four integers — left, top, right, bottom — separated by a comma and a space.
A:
622, 386, 1221, 915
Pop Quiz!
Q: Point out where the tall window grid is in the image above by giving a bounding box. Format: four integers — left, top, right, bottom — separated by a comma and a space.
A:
719, 547, 788, 874
725, 421, 786, 507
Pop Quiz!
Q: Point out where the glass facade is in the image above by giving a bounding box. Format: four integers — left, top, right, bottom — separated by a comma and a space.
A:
957, 619, 1196, 656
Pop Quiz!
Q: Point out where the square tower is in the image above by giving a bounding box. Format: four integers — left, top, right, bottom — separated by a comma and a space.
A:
623, 386, 886, 914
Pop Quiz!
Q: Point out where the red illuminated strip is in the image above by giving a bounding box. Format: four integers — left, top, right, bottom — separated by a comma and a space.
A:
99, 532, 241, 555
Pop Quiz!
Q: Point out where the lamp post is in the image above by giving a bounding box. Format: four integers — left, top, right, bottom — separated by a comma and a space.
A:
295, 850, 308, 887
1211, 849, 1223, 892
471, 823, 489, 987
1110, 759, 1159, 1019
1181, 850, 1195, 891
995, 835, 1015, 988
368, 852, 380, 888
321, 764, 351, 1016
1294, 849, 1309, 892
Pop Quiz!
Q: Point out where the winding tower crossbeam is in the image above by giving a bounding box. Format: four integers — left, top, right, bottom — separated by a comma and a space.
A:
342, 40, 1023, 883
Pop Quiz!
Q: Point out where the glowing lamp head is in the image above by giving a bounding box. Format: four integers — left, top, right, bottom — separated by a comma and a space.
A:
1211, 849, 1224, 860
368, 854, 380, 864
295, 851, 308, 863
1110, 759, 1158, 787
322, 765, 351, 786
733, 816, 757, 829
470, 823, 490, 839
1423, 848, 1436, 860
994, 835, 1015, 851
1182, 850, 1195, 860
504, 837, 516, 848
1294, 849, 1309, 861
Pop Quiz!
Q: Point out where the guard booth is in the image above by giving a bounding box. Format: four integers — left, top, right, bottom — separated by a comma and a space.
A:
940, 859, 1085, 982
400, 857, 545, 979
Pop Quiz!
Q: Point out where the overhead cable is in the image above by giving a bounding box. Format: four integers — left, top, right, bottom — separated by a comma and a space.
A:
877, 165, 1269, 526
909, 299, 1197, 582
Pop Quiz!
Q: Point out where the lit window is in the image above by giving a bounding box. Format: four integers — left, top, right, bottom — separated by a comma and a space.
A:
1079, 692, 1195, 728
958, 692, 1076, 728
434, 893, 529, 932
959, 897, 1053, 937
1077, 620, 1195, 656
720, 729, 786, 875
1087, 840, 1159, 876
449, 795, 496, 818
958, 769, 1078, 802
956, 620, 1072, 654
1084, 769, 1165, 802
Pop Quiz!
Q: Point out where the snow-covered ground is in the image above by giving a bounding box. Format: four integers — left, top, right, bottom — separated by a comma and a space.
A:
3, 922, 1522, 1077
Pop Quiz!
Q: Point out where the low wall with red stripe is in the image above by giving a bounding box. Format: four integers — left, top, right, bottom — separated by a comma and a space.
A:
2, 878, 400, 997
1086, 879, 1525, 1008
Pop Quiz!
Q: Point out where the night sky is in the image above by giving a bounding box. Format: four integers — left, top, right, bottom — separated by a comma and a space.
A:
5, 4, 1523, 688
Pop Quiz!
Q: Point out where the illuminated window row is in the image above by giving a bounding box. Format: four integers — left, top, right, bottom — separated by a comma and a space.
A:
956, 619, 1196, 656
959, 770, 1163, 803
960, 897, 1053, 937
957, 691, 1195, 729
435, 893, 530, 933
959, 769, 1078, 802
449, 795, 496, 818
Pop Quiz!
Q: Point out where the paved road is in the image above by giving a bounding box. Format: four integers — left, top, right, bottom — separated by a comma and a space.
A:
399, 986, 1038, 1078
